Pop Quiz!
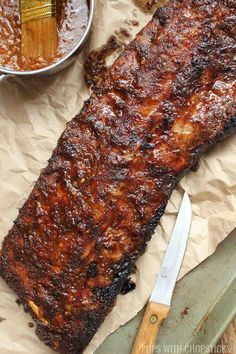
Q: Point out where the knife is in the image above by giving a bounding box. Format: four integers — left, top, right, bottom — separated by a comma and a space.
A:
131, 191, 192, 354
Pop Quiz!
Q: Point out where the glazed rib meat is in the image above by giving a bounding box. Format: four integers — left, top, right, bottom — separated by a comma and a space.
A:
1, 0, 236, 353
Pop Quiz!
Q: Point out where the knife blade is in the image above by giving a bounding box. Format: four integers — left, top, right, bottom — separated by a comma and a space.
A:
150, 191, 192, 305
132, 191, 192, 354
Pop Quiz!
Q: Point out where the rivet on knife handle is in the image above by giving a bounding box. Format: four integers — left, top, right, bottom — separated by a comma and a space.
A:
131, 302, 169, 354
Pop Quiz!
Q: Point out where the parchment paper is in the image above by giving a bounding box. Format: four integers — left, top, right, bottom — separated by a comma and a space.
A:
0, 1, 236, 353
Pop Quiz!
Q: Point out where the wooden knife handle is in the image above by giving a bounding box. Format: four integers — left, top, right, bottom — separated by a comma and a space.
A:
131, 302, 170, 354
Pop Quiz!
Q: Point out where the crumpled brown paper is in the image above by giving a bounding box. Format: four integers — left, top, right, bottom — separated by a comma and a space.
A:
0, 1, 236, 353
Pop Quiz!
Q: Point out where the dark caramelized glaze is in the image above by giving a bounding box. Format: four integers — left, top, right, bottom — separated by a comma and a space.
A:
84, 35, 124, 89
1, 1, 236, 353
0, 0, 89, 71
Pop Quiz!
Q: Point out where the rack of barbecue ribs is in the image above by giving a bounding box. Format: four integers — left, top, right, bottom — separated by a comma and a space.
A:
1, 0, 236, 353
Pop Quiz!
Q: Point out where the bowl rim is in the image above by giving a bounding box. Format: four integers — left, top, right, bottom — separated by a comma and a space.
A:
0, 0, 94, 76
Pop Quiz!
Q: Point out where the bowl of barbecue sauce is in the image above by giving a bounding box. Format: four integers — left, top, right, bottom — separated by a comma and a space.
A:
0, 0, 94, 80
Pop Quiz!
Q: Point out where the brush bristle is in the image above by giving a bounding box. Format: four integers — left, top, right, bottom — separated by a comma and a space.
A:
21, 17, 58, 64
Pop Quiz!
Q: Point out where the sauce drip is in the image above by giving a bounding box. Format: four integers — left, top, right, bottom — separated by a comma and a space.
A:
0, 0, 89, 71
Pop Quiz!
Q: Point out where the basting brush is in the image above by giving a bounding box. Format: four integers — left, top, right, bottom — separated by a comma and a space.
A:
20, 0, 58, 65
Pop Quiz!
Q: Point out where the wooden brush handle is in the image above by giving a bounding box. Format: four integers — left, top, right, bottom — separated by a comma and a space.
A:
131, 302, 170, 354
